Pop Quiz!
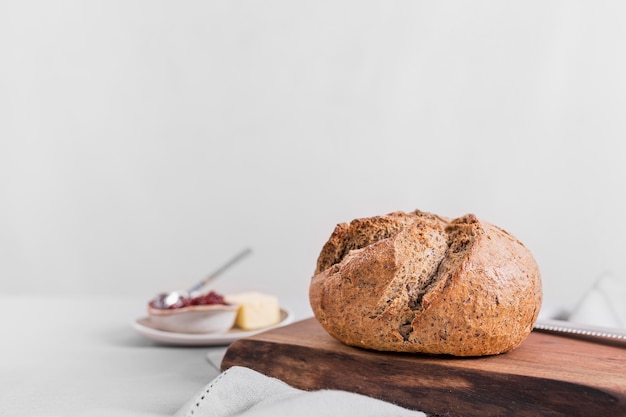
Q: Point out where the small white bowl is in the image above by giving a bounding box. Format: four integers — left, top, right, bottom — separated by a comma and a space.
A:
147, 304, 239, 334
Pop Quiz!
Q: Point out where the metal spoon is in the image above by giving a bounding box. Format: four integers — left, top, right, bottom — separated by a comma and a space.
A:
149, 247, 252, 309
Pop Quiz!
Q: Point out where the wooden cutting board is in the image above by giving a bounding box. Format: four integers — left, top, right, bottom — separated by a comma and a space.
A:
221, 318, 626, 417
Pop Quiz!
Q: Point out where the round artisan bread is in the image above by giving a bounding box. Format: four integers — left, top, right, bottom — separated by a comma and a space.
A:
309, 210, 542, 356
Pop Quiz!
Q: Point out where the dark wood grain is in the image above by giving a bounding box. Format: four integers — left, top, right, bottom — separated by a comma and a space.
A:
221, 318, 626, 417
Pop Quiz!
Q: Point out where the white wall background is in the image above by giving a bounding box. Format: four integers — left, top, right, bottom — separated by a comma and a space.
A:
1, 1, 625, 314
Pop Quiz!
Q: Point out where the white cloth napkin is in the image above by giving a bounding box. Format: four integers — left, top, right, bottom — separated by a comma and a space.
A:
174, 366, 426, 417
568, 272, 626, 328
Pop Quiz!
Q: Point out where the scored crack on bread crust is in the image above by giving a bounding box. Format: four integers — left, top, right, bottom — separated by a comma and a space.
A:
309, 210, 542, 356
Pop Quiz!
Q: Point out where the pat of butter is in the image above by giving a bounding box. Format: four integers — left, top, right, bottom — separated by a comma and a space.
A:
225, 292, 281, 330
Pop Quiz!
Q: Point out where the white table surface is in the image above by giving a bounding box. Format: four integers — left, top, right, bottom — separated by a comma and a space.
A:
0, 294, 312, 417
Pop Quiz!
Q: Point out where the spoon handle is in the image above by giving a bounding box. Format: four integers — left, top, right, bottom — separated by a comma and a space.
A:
187, 247, 253, 294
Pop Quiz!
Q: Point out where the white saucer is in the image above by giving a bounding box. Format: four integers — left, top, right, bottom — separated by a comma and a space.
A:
133, 307, 294, 346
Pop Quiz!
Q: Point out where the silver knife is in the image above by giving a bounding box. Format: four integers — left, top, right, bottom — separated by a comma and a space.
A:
534, 319, 626, 341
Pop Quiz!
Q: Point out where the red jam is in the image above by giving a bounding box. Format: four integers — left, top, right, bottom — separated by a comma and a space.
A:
149, 291, 228, 309
189, 291, 228, 306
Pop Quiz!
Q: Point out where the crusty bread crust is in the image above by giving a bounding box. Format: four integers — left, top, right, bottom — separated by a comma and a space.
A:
309, 210, 542, 356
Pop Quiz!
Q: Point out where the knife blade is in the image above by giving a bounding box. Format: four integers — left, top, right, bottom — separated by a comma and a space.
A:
534, 319, 626, 341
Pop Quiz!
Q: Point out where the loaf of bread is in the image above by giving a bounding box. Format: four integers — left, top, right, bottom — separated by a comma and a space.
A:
309, 210, 542, 356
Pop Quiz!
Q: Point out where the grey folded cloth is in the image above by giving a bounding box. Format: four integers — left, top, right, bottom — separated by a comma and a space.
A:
568, 272, 626, 328
174, 366, 425, 417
